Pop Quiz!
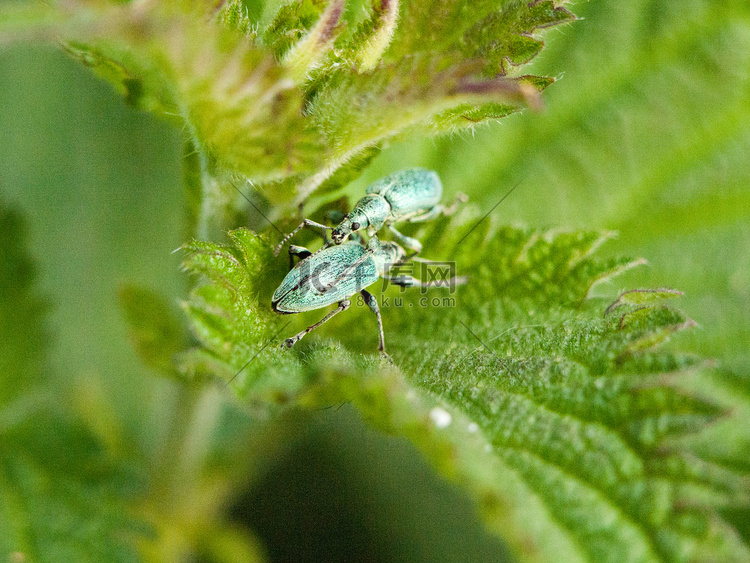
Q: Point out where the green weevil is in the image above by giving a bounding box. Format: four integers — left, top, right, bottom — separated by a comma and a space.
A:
275, 168, 462, 256
272, 236, 465, 354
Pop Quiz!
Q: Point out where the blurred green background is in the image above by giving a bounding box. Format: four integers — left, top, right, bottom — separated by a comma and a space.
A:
1, 0, 748, 560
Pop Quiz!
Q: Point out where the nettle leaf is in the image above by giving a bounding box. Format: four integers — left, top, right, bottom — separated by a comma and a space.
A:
13, 1, 322, 189
177, 230, 311, 404
0, 200, 146, 562
605, 289, 685, 313
296, 0, 572, 200
3, 0, 574, 203
264, 0, 332, 59
604, 289, 687, 331
180, 213, 749, 561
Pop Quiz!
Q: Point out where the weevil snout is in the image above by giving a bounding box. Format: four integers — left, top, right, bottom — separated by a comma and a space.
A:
331, 216, 351, 243
332, 215, 365, 244
331, 226, 347, 244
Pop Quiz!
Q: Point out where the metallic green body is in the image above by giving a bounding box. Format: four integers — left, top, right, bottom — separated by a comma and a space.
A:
272, 240, 402, 313
365, 168, 442, 219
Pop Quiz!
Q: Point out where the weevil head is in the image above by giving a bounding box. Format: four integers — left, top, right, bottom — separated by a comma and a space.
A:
332, 195, 389, 244
331, 211, 369, 244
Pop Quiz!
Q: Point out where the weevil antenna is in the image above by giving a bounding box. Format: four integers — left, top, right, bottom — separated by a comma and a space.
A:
226, 321, 290, 388
229, 180, 284, 236
454, 179, 523, 248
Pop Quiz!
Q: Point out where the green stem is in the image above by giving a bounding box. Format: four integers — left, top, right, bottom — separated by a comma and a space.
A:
154, 383, 202, 505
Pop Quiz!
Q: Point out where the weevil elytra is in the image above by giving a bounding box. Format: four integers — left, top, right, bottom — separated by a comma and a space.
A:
272, 236, 465, 354
275, 168, 462, 256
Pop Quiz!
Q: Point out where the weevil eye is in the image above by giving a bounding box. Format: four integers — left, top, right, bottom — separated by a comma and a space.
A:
351, 222, 360, 231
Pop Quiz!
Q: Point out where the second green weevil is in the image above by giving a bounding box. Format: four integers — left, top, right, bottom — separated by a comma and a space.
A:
275, 168, 462, 256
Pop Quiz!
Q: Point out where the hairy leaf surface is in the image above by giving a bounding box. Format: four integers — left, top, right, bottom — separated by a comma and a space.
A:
179, 213, 750, 561
1, 0, 575, 203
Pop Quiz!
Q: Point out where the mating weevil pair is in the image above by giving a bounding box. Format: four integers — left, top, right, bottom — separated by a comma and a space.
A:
272, 168, 466, 354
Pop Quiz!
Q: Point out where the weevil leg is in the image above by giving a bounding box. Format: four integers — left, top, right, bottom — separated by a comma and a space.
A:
402, 193, 467, 226
274, 219, 333, 256
360, 289, 386, 353
388, 224, 423, 254
282, 299, 351, 348
404, 204, 443, 224
288, 245, 312, 268
441, 192, 469, 215
410, 256, 454, 264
